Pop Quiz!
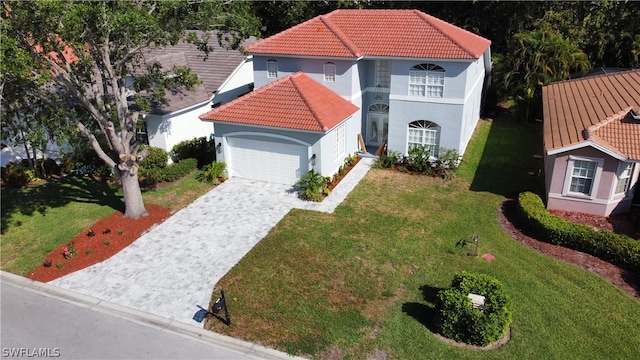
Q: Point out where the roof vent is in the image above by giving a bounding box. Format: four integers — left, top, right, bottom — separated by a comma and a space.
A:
630, 109, 640, 121
582, 128, 590, 140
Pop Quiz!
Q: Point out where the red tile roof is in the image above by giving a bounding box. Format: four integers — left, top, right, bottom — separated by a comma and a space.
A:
246, 9, 490, 59
542, 69, 640, 159
199, 72, 359, 132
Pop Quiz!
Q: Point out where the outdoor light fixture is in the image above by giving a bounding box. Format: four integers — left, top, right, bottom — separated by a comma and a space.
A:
216, 142, 222, 153
311, 154, 316, 166
374, 84, 383, 100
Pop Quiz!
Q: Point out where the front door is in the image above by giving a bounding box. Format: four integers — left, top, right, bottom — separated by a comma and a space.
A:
367, 114, 389, 147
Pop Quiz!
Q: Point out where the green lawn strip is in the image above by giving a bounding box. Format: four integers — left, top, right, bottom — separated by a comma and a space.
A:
208, 119, 640, 359
1, 172, 215, 276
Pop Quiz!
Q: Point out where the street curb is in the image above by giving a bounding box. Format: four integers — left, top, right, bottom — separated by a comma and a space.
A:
1, 271, 307, 360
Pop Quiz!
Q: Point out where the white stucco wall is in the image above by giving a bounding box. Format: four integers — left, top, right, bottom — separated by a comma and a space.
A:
146, 102, 215, 154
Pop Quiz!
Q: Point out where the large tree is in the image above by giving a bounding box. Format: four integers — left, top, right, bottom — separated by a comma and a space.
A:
1, 0, 259, 218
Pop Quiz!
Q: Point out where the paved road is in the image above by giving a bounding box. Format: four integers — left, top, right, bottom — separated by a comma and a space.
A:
1, 272, 305, 360
48, 158, 374, 326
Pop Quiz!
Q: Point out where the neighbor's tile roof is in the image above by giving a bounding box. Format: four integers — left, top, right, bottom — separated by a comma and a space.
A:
199, 72, 359, 132
246, 9, 490, 59
542, 69, 640, 160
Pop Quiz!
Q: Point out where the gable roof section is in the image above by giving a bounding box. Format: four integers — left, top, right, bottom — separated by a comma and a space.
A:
139, 31, 257, 114
246, 9, 490, 59
199, 72, 359, 132
542, 69, 640, 160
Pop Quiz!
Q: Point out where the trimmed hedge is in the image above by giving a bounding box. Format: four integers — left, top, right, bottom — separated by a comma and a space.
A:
139, 158, 197, 185
517, 192, 640, 272
435, 272, 512, 347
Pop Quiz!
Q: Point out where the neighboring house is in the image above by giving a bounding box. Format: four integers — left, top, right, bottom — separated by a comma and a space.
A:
199, 9, 491, 185
542, 69, 640, 216
137, 32, 256, 155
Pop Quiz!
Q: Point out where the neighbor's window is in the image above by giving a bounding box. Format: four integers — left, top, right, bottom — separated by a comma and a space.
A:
615, 163, 632, 195
324, 62, 336, 82
136, 120, 149, 145
267, 59, 278, 78
409, 63, 444, 97
407, 120, 440, 156
335, 123, 345, 159
569, 160, 598, 195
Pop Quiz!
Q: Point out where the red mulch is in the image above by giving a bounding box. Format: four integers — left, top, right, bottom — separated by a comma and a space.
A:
497, 198, 640, 301
27, 204, 171, 283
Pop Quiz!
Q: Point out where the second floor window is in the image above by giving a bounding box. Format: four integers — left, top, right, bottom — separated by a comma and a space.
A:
409, 63, 444, 98
267, 59, 278, 78
324, 62, 336, 82
375, 60, 391, 88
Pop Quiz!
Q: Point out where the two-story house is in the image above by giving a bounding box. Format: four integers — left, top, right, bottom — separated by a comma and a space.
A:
200, 9, 491, 185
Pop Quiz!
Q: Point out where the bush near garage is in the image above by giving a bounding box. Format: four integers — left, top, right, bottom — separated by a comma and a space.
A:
517, 192, 640, 272
435, 271, 512, 347
171, 136, 216, 168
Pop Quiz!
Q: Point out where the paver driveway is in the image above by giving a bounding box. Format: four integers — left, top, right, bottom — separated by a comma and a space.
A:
50, 158, 373, 326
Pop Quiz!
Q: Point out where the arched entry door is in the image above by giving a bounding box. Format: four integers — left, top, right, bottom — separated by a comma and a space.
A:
367, 103, 389, 147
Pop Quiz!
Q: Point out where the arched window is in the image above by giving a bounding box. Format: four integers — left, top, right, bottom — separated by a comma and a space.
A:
407, 120, 440, 156
409, 63, 445, 97
368, 103, 389, 113
267, 59, 278, 78
324, 62, 336, 82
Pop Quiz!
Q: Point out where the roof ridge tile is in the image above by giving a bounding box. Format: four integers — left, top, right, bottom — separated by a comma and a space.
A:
587, 106, 633, 135
288, 72, 326, 131
320, 14, 362, 57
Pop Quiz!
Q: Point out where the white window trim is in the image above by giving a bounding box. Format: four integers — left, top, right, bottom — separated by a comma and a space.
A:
562, 155, 604, 199
408, 64, 444, 98
267, 59, 278, 78
324, 62, 336, 82
406, 121, 440, 158
335, 123, 346, 159
613, 162, 633, 197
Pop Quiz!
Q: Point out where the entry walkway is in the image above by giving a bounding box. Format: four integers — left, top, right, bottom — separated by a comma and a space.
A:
50, 158, 374, 326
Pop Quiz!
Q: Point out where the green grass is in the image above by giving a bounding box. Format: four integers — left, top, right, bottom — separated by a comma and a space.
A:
207, 118, 640, 359
1, 171, 216, 276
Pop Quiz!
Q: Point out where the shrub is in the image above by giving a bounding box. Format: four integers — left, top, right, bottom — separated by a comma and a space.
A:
374, 150, 401, 169
295, 169, 328, 202
517, 192, 640, 272
1, 161, 37, 187
197, 161, 227, 183
171, 136, 216, 168
163, 158, 197, 181
140, 145, 169, 170
402, 145, 432, 174
435, 271, 512, 347
36, 158, 61, 178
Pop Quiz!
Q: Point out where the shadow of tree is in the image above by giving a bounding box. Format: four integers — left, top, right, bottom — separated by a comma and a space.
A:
1, 175, 124, 233
402, 284, 447, 333
469, 115, 545, 198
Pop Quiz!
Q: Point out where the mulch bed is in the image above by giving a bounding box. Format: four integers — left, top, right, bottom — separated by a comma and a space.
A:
497, 198, 640, 301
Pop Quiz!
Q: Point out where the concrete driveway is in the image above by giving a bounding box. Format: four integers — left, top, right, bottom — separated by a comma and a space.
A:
50, 158, 373, 326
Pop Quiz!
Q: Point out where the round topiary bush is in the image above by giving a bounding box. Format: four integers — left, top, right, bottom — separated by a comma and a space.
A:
435, 271, 512, 347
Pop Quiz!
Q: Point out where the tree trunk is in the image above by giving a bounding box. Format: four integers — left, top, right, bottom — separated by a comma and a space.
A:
120, 170, 148, 219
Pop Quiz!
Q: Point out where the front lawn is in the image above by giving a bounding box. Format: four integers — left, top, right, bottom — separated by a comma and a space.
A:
206, 118, 640, 359
0, 172, 216, 276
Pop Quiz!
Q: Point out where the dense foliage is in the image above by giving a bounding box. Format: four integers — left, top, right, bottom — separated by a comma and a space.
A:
435, 271, 513, 347
517, 192, 640, 272
171, 136, 217, 168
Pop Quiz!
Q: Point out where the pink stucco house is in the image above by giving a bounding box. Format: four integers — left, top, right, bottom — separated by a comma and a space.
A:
542, 69, 640, 216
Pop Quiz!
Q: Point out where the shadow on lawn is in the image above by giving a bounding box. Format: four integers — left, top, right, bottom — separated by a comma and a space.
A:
469, 115, 545, 198
402, 284, 446, 333
1, 175, 123, 233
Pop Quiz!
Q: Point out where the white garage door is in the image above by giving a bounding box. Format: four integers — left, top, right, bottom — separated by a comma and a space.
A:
227, 137, 308, 185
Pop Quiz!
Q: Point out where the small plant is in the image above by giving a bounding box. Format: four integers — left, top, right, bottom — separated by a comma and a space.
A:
374, 150, 401, 169
117, 229, 124, 235
43, 260, 52, 268
56, 262, 64, 270
103, 228, 112, 234
63, 242, 76, 259
85, 248, 93, 255
197, 161, 227, 183
104, 239, 111, 246
295, 169, 328, 202
87, 229, 95, 237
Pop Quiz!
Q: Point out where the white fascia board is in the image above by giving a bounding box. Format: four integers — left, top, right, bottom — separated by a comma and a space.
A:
209, 120, 327, 135
547, 141, 635, 162
361, 56, 475, 63
251, 53, 358, 61
210, 56, 253, 101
